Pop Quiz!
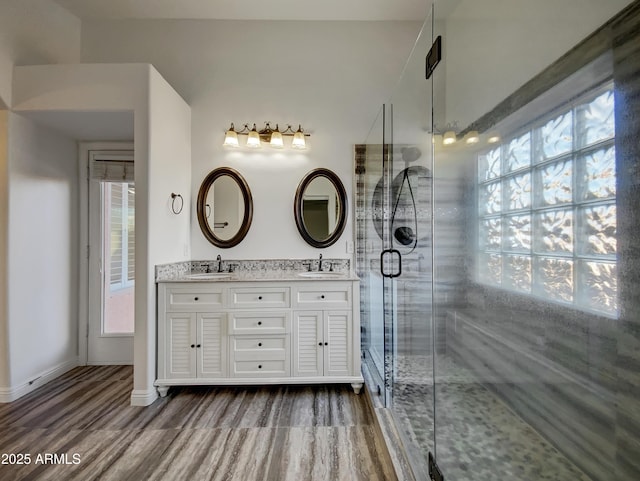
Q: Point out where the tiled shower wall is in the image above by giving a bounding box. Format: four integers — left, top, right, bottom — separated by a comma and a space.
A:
611, 4, 640, 479
443, 3, 640, 480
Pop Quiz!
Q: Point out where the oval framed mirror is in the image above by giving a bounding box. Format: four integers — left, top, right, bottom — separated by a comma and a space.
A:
294, 168, 348, 248
197, 167, 253, 248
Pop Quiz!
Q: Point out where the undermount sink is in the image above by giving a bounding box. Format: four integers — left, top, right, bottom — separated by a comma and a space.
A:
297, 271, 345, 279
185, 272, 231, 280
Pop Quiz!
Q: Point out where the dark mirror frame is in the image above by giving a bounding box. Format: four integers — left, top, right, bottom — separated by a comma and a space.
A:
197, 167, 253, 248
294, 168, 348, 248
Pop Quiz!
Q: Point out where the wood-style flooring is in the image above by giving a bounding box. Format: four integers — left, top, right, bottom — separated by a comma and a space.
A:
0, 366, 396, 481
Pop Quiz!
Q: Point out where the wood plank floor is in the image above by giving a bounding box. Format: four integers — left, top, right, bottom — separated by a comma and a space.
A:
0, 366, 396, 481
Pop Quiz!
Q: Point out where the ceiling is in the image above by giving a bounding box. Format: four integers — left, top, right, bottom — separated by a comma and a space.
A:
52, 0, 460, 21
36, 0, 460, 142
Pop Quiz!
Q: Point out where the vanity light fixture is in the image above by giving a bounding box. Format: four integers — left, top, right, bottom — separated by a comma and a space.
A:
223, 122, 310, 149
432, 122, 500, 147
433, 122, 460, 146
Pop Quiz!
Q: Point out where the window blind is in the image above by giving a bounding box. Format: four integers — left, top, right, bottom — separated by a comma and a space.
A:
90, 151, 134, 182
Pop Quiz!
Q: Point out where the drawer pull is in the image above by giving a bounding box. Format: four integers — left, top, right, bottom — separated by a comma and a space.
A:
258, 321, 262, 326
324, 342, 328, 346
258, 342, 262, 347
190, 344, 195, 348
318, 342, 323, 346
258, 365, 262, 369
321, 295, 325, 299
258, 296, 263, 300
194, 297, 199, 301
197, 344, 201, 348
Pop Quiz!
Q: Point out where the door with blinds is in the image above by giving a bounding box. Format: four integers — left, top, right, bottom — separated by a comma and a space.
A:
88, 150, 135, 364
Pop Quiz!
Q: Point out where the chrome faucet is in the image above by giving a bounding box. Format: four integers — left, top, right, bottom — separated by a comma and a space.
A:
216, 254, 223, 272
318, 253, 323, 271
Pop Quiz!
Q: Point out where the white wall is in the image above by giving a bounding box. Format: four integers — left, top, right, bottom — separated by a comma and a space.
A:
11, 63, 191, 405
442, 0, 633, 128
0, 0, 80, 107
80, 19, 423, 260
141, 68, 191, 404
0, 110, 8, 390
4, 112, 78, 397
0, 0, 81, 399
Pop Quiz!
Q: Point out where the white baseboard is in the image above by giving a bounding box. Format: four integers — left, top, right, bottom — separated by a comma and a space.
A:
130, 388, 158, 406
87, 361, 133, 366
0, 358, 79, 403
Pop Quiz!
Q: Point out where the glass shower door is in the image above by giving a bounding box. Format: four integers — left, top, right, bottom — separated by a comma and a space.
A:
384, 10, 436, 478
357, 106, 391, 404
356, 6, 436, 478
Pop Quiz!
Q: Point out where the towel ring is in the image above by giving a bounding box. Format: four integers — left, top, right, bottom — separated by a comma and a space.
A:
171, 193, 184, 215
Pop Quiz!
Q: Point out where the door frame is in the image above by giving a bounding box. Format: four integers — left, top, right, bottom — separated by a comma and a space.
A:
78, 142, 134, 365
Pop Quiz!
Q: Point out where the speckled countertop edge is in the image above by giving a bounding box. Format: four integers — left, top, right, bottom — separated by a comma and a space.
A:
155, 258, 358, 282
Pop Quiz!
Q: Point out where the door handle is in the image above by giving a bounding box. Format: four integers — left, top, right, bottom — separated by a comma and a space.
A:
380, 249, 402, 278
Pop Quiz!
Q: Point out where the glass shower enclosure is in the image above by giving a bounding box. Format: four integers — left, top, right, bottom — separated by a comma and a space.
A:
356, 1, 639, 480
356, 7, 436, 478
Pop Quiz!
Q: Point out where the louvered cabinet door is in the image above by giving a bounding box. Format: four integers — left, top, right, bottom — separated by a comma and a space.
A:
293, 311, 323, 377
197, 312, 227, 378
324, 310, 352, 377
166, 313, 197, 378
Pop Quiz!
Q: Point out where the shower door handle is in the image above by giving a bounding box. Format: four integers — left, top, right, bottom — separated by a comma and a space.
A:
380, 249, 402, 278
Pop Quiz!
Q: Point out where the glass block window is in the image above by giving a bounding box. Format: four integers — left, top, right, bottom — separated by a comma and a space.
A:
477, 84, 617, 316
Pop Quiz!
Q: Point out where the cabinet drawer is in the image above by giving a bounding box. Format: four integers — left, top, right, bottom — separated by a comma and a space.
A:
165, 285, 224, 311
228, 311, 291, 335
293, 283, 352, 309
229, 287, 290, 308
231, 360, 289, 377
232, 337, 288, 353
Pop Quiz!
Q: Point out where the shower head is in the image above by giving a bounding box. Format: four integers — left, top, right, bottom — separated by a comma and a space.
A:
401, 146, 421, 163
394, 226, 415, 246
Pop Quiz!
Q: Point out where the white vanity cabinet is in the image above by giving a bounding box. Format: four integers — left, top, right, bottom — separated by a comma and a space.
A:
156, 279, 363, 396
292, 282, 354, 378
157, 284, 228, 396
293, 310, 352, 377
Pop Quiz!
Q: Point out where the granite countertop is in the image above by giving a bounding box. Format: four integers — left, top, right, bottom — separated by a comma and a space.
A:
157, 270, 360, 283
155, 258, 359, 283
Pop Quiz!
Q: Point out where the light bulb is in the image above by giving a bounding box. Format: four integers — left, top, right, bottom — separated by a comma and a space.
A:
270, 124, 284, 148
465, 131, 480, 145
223, 123, 239, 147
247, 124, 260, 148
292, 125, 306, 149
443, 131, 457, 145
487, 131, 501, 144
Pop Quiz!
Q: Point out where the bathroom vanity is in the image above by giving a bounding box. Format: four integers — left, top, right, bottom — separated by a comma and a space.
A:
155, 261, 363, 396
